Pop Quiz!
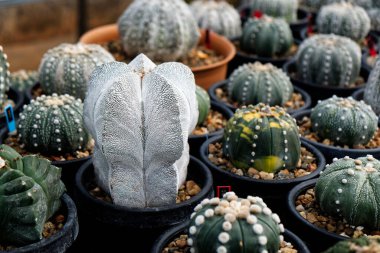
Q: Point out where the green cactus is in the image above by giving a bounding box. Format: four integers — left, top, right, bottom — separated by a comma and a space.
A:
10, 70, 38, 92
196, 85, 211, 126
38, 43, 114, 100
0, 46, 10, 110
0, 144, 65, 245
227, 62, 293, 106
296, 34, 361, 87
223, 103, 301, 173
188, 192, 284, 253
364, 57, 380, 115
240, 16, 294, 58
117, 0, 200, 62
248, 0, 298, 23
315, 155, 380, 230
311, 96, 378, 146
323, 236, 380, 253
367, 8, 380, 32
17, 94, 90, 155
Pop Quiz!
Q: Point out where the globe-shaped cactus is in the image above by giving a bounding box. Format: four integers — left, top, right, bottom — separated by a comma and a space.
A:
240, 16, 294, 58
323, 236, 380, 253
196, 85, 211, 126
0, 46, 10, 109
315, 155, 380, 230
0, 144, 65, 245
17, 94, 90, 155
248, 0, 298, 23
117, 0, 200, 62
364, 57, 380, 115
227, 62, 293, 106
311, 96, 378, 146
38, 43, 114, 100
190, 0, 242, 38
223, 103, 301, 173
296, 34, 362, 87
188, 192, 284, 253
10, 70, 38, 92
367, 8, 380, 32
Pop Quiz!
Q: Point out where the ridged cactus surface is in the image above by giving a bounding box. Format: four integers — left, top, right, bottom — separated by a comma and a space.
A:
10, 70, 38, 92
0, 46, 10, 110
364, 57, 380, 115
196, 85, 211, 126
248, 0, 298, 23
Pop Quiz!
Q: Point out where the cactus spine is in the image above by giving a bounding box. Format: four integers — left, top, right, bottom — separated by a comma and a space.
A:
364, 57, 380, 115
248, 0, 298, 23
0, 46, 10, 110
196, 85, 211, 126
10, 70, 38, 92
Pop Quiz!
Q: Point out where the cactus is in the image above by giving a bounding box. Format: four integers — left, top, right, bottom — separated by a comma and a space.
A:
248, 0, 298, 23
311, 96, 378, 146
84, 54, 198, 208
117, 0, 200, 62
196, 85, 211, 126
10, 70, 38, 92
315, 155, 380, 230
0, 144, 65, 245
317, 3, 370, 42
227, 62, 293, 106
367, 8, 380, 31
190, 0, 242, 38
17, 94, 90, 155
223, 103, 301, 173
240, 16, 294, 58
188, 192, 284, 253
296, 34, 361, 87
299, 0, 344, 12
0, 46, 10, 110
323, 236, 380, 253
364, 57, 380, 115
38, 43, 114, 100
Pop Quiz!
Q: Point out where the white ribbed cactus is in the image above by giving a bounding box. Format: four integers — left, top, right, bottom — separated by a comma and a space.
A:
248, 0, 298, 23
84, 54, 198, 208
0, 46, 10, 109
190, 0, 242, 38
364, 57, 380, 115
117, 0, 200, 62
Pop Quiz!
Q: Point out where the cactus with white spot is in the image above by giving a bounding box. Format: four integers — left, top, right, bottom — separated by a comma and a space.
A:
227, 62, 293, 107
10, 70, 38, 92
317, 3, 370, 42
364, 57, 380, 115
84, 54, 198, 208
118, 0, 200, 62
0, 144, 65, 245
367, 8, 380, 32
188, 192, 284, 253
296, 34, 361, 87
17, 94, 90, 155
196, 85, 211, 126
38, 43, 114, 100
223, 103, 301, 173
240, 16, 294, 58
311, 96, 378, 146
315, 155, 380, 230
0, 46, 10, 110
248, 0, 298, 23
190, 0, 242, 38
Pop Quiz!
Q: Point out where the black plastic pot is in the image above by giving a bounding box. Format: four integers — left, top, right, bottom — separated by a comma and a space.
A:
199, 134, 325, 221
208, 80, 312, 115
283, 60, 370, 106
72, 156, 213, 252
189, 101, 233, 159
151, 219, 311, 253
0, 87, 25, 129
292, 109, 380, 163
1, 193, 79, 253
287, 179, 346, 253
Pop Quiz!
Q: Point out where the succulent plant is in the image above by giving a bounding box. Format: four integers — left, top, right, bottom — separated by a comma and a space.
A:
190, 0, 242, 38
17, 94, 90, 155
38, 43, 114, 100
299, 0, 344, 12
84, 54, 198, 208
364, 57, 380, 115
323, 236, 380, 253
248, 0, 298, 23
227, 62, 293, 106
296, 34, 361, 87
315, 155, 380, 230
10, 70, 38, 92
188, 191, 285, 253
0, 144, 65, 245
223, 103, 301, 173
196, 85, 211, 126
317, 2, 370, 42
117, 0, 200, 62
0, 46, 10, 110
240, 16, 294, 58
367, 8, 380, 31
311, 96, 378, 146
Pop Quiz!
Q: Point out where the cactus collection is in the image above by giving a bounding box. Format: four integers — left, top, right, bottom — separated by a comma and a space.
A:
0, 46, 10, 110
223, 103, 301, 173
188, 192, 284, 253
248, 0, 298, 23
10, 70, 38, 92
364, 57, 380, 115
0, 144, 65, 245
196, 85, 211, 126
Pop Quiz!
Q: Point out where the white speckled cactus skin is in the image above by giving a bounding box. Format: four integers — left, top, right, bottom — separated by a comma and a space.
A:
10, 70, 38, 92
317, 3, 370, 42
38, 43, 114, 100
248, 0, 298, 23
84, 54, 198, 208
364, 57, 380, 115
190, 0, 242, 38
0, 46, 10, 110
296, 34, 361, 87
117, 0, 200, 62
367, 8, 380, 31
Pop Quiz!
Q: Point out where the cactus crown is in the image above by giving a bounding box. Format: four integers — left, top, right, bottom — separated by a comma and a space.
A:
188, 191, 284, 253
0, 46, 10, 110
364, 56, 380, 115
10, 70, 39, 92
248, 0, 298, 23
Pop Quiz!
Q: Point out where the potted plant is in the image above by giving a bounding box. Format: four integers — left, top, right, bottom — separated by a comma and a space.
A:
323, 236, 380, 253
0, 144, 78, 253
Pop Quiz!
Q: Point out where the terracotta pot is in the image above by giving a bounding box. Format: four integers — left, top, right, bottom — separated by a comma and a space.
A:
79, 24, 236, 90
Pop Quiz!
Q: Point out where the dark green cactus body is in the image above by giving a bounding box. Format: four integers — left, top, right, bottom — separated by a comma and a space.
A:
10, 70, 38, 92
196, 86, 211, 125
248, 0, 298, 23
223, 104, 301, 173
311, 96, 378, 146
0, 46, 10, 110
296, 34, 361, 87
240, 16, 294, 58
323, 236, 380, 253
188, 192, 284, 253
315, 155, 380, 230
0, 144, 65, 245
364, 57, 380, 115
227, 62, 293, 106
17, 94, 90, 155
